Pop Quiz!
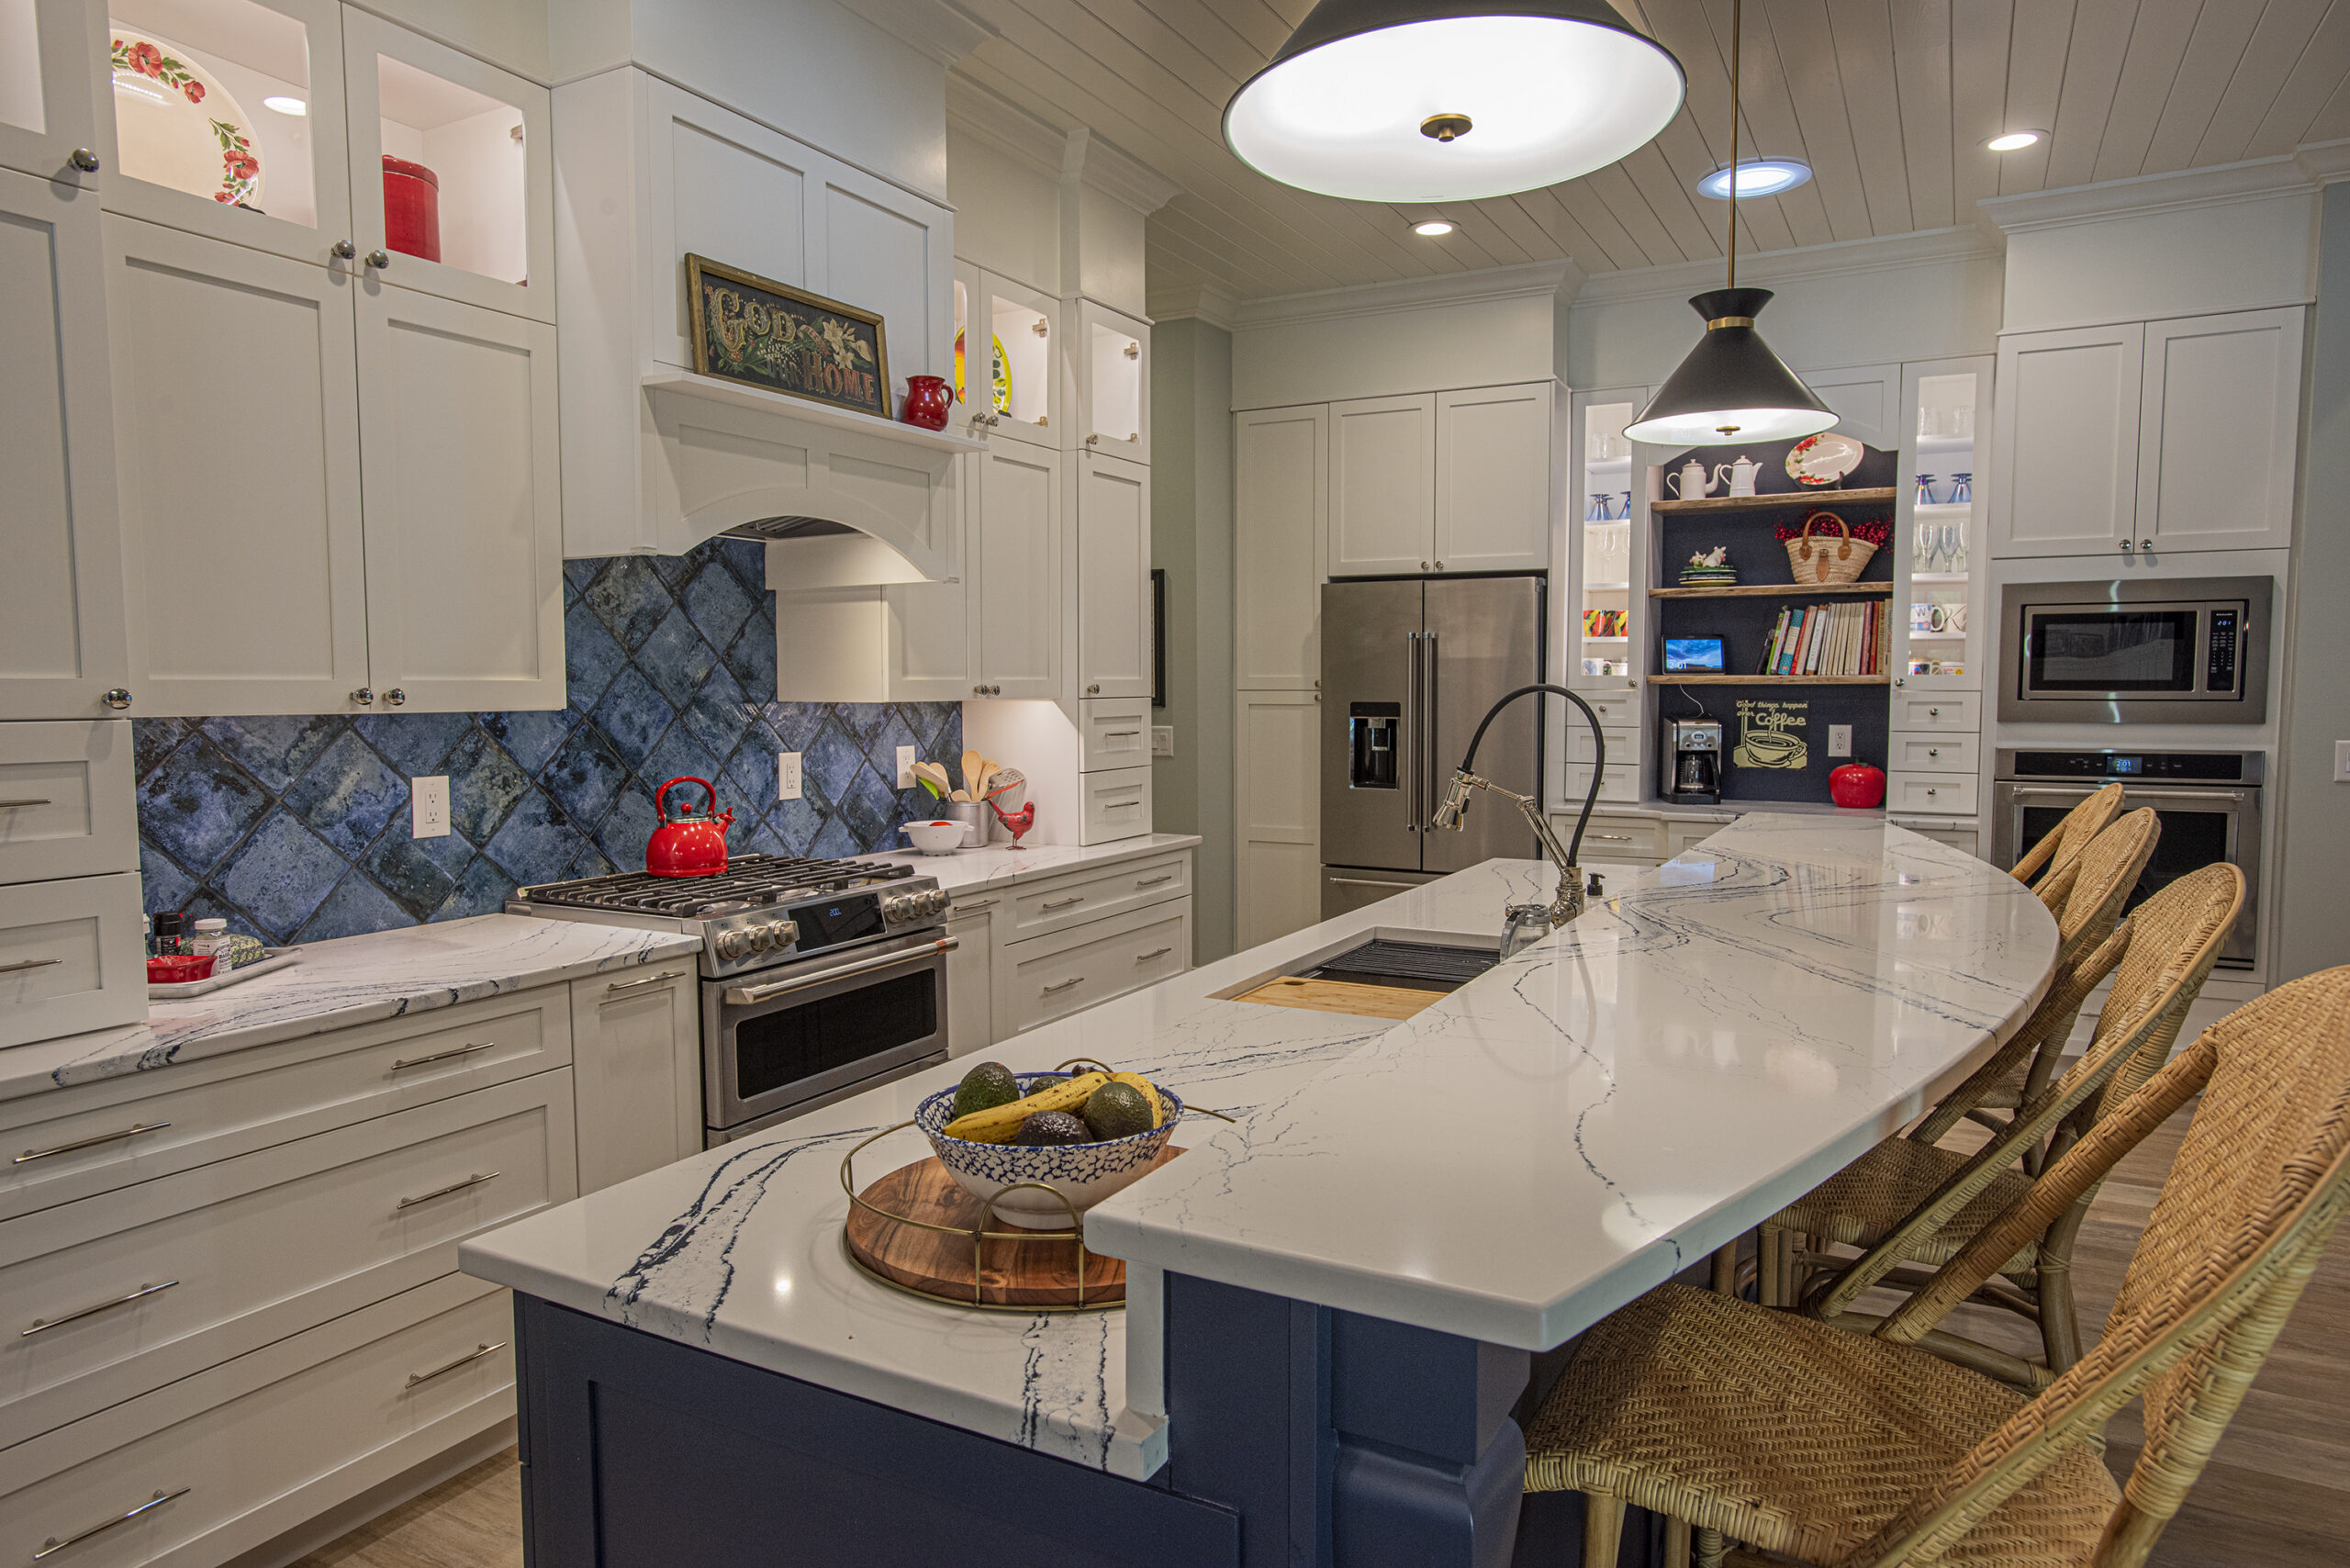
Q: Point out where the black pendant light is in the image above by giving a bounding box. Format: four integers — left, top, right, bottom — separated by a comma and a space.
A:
1623, 0, 1833, 447
1223, 0, 1685, 204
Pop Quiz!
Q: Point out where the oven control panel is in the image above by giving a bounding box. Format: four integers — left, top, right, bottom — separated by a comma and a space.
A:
2206, 608, 2240, 692
879, 888, 950, 926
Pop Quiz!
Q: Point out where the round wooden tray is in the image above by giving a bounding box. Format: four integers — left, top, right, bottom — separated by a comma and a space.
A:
843, 1151, 1181, 1311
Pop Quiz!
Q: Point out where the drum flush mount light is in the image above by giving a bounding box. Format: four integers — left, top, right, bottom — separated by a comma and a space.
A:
1624, 0, 1834, 447
1223, 0, 1685, 203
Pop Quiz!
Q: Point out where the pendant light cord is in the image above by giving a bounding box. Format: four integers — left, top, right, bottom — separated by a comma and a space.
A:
1726, 0, 1741, 289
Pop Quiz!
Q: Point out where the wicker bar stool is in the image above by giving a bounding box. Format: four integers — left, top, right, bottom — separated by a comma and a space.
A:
2008, 781, 2124, 891
1756, 812, 2161, 1310
1525, 966, 2350, 1568
1768, 864, 2244, 1383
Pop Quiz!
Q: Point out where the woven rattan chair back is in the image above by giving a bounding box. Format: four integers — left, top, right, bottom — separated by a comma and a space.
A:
2047, 809, 2157, 970
2009, 782, 2124, 890
1864, 969, 2350, 1566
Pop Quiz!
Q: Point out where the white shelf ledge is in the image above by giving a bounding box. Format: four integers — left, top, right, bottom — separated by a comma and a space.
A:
1909, 572, 1970, 584
1912, 501, 1975, 515
641, 368, 988, 455
1584, 580, 1631, 591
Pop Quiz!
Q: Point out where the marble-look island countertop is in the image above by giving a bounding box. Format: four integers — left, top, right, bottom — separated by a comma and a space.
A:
872, 831, 1200, 894
461, 816, 2056, 1482
1, 915, 702, 1103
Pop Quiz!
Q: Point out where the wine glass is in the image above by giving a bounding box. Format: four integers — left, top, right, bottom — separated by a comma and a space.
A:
1947, 521, 1969, 575
1937, 523, 1963, 576
1915, 520, 1941, 575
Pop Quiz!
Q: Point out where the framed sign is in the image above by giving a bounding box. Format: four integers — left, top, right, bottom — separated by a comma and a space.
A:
685, 254, 890, 418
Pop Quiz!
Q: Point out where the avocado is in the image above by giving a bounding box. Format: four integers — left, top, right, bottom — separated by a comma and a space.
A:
951, 1061, 1022, 1121
1081, 1081, 1155, 1141
1013, 1110, 1091, 1146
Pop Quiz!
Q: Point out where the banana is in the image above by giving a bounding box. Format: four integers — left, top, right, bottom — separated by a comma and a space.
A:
943, 1071, 1108, 1143
1109, 1072, 1164, 1128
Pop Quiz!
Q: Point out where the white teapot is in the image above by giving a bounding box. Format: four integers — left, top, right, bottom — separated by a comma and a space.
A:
1723, 454, 1761, 497
1665, 459, 1718, 499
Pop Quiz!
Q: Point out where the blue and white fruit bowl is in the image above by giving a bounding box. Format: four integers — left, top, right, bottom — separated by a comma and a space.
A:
916, 1071, 1184, 1229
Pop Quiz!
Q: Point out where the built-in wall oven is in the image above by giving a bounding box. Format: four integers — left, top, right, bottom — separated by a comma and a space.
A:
1998, 576, 2270, 724
1991, 749, 2263, 970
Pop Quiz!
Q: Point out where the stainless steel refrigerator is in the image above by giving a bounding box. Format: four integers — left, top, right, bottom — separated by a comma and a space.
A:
1320, 576, 1545, 918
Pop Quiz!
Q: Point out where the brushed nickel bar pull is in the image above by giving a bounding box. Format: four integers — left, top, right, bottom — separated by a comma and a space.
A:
405, 1340, 506, 1388
23, 1280, 178, 1337
1103, 729, 1143, 737
15, 1121, 169, 1164
1585, 833, 1633, 842
395, 1171, 499, 1211
0, 797, 53, 808
1041, 896, 1086, 910
605, 969, 682, 994
0, 957, 62, 976
1136, 874, 1176, 887
1042, 976, 1085, 993
1104, 800, 1143, 810
1326, 877, 1416, 890
951, 898, 998, 913
33, 1489, 189, 1559
391, 1041, 496, 1070
1133, 947, 1172, 962
722, 937, 957, 1006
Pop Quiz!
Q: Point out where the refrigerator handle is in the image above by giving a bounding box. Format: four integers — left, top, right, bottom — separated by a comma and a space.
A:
1404, 633, 1422, 832
1423, 631, 1440, 835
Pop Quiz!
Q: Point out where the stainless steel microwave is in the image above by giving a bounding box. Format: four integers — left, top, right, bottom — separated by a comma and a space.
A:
1998, 576, 2270, 724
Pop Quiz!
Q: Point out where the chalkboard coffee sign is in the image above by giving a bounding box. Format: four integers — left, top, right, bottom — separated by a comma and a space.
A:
685, 253, 890, 419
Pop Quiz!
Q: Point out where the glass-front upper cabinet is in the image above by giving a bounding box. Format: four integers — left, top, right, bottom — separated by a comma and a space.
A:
1572, 392, 1641, 689
954, 260, 1060, 449
1077, 298, 1149, 465
0, 0, 101, 185
1893, 357, 1994, 693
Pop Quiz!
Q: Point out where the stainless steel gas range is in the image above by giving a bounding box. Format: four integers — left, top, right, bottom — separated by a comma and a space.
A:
509, 856, 956, 1145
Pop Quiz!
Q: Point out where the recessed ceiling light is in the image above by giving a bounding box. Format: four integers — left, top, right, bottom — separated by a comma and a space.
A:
1412, 218, 1457, 237
263, 95, 307, 116
1986, 129, 2042, 151
1695, 158, 1811, 200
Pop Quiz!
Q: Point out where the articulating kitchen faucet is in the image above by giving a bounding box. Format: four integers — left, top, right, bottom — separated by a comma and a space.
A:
1430, 683, 1608, 958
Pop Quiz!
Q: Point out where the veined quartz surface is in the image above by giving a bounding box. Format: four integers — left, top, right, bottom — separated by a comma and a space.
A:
460, 817, 2055, 1480
873, 832, 1199, 894
2, 915, 700, 1102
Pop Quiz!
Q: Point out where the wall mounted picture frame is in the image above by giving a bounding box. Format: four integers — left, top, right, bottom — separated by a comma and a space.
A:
685, 253, 890, 418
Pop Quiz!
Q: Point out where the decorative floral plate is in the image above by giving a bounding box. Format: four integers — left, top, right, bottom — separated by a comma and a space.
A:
109, 27, 263, 208
1785, 431, 1863, 487
990, 331, 1012, 417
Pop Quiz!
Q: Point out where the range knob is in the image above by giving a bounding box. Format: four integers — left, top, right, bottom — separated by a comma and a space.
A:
881, 894, 913, 924
764, 918, 798, 949
714, 927, 755, 961
923, 889, 949, 916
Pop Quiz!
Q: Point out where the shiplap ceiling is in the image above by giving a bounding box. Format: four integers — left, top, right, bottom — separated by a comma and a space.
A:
940, 0, 2350, 313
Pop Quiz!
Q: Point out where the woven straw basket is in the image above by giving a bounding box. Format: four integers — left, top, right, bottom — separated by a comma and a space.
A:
1785, 511, 1877, 585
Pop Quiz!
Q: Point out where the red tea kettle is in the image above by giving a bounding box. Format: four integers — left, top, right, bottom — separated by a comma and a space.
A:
645, 777, 734, 878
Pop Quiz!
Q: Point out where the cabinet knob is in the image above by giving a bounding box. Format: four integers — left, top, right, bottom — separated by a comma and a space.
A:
101, 688, 131, 711
1086, 433, 1100, 445
1434, 561, 1444, 570
69, 148, 101, 172
973, 685, 985, 695
1928, 747, 1940, 756
384, 688, 407, 707
2140, 538, 2154, 551
365, 249, 391, 269
1895, 677, 1906, 686
1087, 683, 1101, 694
2120, 540, 2133, 553
352, 688, 375, 706
1421, 560, 1430, 571
991, 684, 1002, 695
1929, 707, 1941, 716
331, 240, 356, 260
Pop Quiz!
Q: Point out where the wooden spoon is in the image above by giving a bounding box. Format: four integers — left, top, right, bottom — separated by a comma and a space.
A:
973, 757, 996, 798
960, 747, 981, 797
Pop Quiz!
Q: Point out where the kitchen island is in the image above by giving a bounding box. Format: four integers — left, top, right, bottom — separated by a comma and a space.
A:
459, 815, 2057, 1567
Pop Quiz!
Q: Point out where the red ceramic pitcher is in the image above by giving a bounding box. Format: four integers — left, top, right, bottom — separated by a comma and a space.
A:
902, 374, 951, 430
645, 777, 734, 878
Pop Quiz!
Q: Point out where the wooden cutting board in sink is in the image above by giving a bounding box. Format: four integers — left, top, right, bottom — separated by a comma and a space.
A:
1234, 976, 1442, 1020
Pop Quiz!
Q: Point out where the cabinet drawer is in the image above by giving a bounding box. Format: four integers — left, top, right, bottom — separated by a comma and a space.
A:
1667, 817, 1738, 857
1564, 761, 1641, 805
1894, 820, 1980, 857
1569, 692, 1639, 728
0, 722, 137, 886
1890, 733, 1979, 774
0, 873, 145, 1049
0, 1275, 511, 1568
1079, 697, 1153, 772
1002, 901, 1191, 1035
1006, 851, 1191, 941
1563, 812, 1664, 860
2, 988, 570, 1223
1079, 767, 1152, 845
1890, 690, 1977, 732
1887, 773, 1979, 815
1564, 725, 1639, 767
0, 1071, 571, 1448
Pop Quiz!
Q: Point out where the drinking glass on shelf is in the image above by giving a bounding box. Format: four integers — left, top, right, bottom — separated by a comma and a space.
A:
1953, 405, 1974, 439
1915, 520, 1941, 574
1586, 493, 1605, 521
1937, 523, 1964, 576
1914, 473, 1938, 506
1949, 472, 1973, 504
1619, 490, 1634, 521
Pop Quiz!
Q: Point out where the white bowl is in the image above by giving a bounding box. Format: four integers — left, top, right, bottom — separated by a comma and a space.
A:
900, 819, 965, 856
917, 1072, 1184, 1229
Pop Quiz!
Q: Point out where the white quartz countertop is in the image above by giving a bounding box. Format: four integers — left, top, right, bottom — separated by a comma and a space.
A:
461, 815, 2055, 1483
873, 832, 1199, 896
1, 915, 700, 1103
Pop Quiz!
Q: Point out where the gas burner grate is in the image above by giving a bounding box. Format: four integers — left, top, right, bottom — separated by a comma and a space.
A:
516, 855, 915, 915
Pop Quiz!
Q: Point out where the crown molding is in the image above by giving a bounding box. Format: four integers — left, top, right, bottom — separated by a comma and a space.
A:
845, 0, 994, 67
1573, 225, 1998, 308
2296, 138, 2350, 187
1232, 259, 1584, 330
1976, 155, 2315, 237
1060, 127, 1183, 216
1147, 285, 1238, 330
944, 73, 1067, 181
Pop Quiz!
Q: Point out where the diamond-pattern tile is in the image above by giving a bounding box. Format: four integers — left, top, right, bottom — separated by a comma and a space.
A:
640, 727, 724, 810
132, 536, 960, 946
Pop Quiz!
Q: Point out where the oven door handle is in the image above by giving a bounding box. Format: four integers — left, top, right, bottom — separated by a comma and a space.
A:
2007, 785, 2247, 803
722, 937, 957, 1006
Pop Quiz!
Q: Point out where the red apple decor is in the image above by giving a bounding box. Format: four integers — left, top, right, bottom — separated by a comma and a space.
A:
1830, 762, 1886, 810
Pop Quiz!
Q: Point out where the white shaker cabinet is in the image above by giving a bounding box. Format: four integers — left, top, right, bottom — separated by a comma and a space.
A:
0, 169, 128, 719
1433, 383, 1550, 573
1990, 322, 2143, 558
2132, 308, 2303, 554
1235, 404, 1326, 690
0, 0, 99, 187
568, 966, 698, 1194
1073, 451, 1150, 700
1235, 689, 1321, 950
1076, 298, 1149, 465
968, 442, 1063, 699
1327, 394, 1436, 576
944, 892, 1002, 1054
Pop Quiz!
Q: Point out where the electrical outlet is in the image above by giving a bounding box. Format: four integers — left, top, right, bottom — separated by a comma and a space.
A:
896, 745, 916, 787
778, 752, 802, 801
2336, 741, 2350, 783
1150, 725, 1175, 757
411, 776, 450, 838
1829, 724, 1853, 758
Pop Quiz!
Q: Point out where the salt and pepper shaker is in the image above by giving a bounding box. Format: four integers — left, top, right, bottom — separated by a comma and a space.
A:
191, 918, 233, 973
151, 911, 188, 957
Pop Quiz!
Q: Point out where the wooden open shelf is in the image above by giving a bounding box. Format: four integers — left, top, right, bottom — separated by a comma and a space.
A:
1646, 674, 1891, 686
1651, 487, 1897, 514
1651, 582, 1893, 599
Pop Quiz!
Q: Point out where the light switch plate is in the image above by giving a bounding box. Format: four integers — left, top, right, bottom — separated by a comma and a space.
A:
778, 753, 802, 801
2336, 740, 2350, 783
1829, 724, 1852, 758
1151, 725, 1175, 757
896, 745, 916, 787
411, 776, 450, 838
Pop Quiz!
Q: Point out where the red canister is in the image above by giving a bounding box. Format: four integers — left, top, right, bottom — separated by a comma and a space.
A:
902, 375, 951, 430
382, 156, 442, 263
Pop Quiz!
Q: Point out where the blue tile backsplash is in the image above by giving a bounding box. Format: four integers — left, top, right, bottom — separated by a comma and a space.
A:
133, 538, 961, 946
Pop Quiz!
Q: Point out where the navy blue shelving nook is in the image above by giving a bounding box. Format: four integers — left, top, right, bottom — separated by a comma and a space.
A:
1647, 437, 1900, 806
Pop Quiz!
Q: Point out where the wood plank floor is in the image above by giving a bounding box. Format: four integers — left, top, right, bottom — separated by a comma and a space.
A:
296, 1107, 2348, 1568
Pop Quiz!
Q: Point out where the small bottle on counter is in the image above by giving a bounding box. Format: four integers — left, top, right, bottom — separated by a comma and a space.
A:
191, 918, 234, 973
151, 912, 188, 957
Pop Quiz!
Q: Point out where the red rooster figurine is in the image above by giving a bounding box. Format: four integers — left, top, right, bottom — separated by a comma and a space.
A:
989, 799, 1035, 848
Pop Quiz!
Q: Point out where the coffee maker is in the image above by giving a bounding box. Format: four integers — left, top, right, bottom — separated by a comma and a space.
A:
1665, 718, 1723, 805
